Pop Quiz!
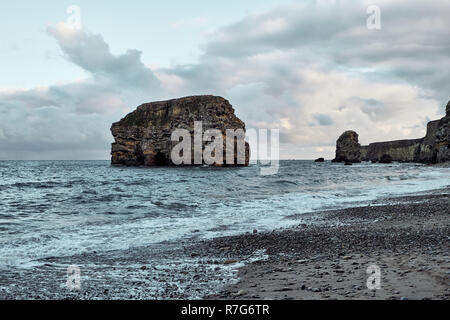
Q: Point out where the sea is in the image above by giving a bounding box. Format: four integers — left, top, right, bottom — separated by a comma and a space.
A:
0, 160, 449, 298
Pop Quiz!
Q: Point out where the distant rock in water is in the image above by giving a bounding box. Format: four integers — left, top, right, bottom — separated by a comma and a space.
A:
111, 95, 250, 167
315, 158, 325, 162
332, 131, 361, 163
335, 100, 450, 164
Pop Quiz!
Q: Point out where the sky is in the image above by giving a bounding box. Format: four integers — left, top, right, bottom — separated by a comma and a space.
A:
0, 0, 449, 160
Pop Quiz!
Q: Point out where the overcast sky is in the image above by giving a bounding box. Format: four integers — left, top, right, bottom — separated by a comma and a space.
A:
1, 0, 449, 160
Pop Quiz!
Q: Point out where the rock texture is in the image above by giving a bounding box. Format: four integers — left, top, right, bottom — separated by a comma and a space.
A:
363, 139, 423, 162
111, 95, 250, 166
332, 131, 361, 163
414, 120, 440, 163
336, 100, 450, 164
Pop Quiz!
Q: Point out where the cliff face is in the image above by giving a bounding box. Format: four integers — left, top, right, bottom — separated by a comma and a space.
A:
415, 120, 440, 163
111, 95, 250, 167
435, 101, 450, 162
362, 139, 423, 162
336, 100, 450, 164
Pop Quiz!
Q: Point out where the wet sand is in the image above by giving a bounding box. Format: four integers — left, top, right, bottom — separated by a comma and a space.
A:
204, 189, 450, 300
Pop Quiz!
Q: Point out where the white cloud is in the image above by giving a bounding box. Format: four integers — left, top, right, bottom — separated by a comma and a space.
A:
0, 23, 162, 159
1, 1, 449, 159
156, 0, 448, 159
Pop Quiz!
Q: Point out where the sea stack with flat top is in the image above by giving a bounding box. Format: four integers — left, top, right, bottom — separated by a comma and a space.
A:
111, 95, 250, 167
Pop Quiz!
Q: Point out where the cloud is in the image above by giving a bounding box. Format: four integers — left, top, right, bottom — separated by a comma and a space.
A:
0, 23, 162, 159
313, 114, 334, 126
47, 23, 160, 92
156, 0, 449, 158
160, 0, 450, 104
1, 1, 449, 160
200, 0, 450, 99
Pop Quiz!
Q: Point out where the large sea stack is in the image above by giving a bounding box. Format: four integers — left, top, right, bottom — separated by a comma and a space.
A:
111, 95, 250, 167
333, 100, 450, 164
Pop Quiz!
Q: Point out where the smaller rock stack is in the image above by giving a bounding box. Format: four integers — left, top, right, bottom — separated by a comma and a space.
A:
332, 131, 361, 163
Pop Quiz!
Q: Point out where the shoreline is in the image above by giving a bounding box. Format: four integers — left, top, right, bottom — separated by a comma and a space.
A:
0, 187, 448, 300
201, 188, 450, 300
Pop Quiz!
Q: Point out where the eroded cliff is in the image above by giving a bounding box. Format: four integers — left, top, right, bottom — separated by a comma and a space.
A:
335, 100, 450, 164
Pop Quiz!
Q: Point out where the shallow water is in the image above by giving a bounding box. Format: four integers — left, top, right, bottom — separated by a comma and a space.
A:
0, 160, 449, 270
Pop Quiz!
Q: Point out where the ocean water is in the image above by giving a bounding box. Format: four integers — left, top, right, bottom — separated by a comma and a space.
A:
0, 160, 449, 270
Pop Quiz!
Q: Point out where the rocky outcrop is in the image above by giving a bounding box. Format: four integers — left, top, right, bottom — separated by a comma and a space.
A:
332, 131, 361, 163
111, 95, 250, 167
360, 145, 369, 161
414, 120, 440, 162
336, 100, 450, 164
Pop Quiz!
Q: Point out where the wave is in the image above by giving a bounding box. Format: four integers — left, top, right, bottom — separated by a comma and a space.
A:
0, 161, 448, 268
